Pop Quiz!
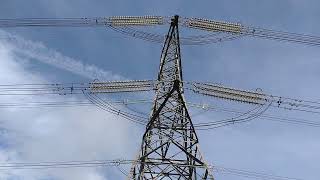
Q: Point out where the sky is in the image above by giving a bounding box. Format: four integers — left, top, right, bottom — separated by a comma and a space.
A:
0, 0, 320, 179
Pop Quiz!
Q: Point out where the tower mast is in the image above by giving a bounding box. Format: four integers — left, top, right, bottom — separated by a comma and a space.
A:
129, 15, 214, 180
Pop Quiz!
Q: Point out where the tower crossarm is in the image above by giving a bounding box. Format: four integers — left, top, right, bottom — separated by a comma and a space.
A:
3, 16, 320, 46
182, 17, 243, 34
0, 16, 168, 28
0, 80, 157, 96
89, 80, 156, 93
188, 82, 269, 105
181, 17, 320, 46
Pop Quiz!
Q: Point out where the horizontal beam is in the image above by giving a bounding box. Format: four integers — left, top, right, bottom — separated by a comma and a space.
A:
110, 16, 165, 26
184, 18, 243, 34
89, 80, 156, 93
189, 82, 268, 105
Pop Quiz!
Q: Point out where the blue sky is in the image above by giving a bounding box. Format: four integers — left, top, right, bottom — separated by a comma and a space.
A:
0, 0, 320, 179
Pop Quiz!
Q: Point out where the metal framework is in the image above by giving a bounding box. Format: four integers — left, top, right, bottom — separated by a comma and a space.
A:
128, 15, 214, 179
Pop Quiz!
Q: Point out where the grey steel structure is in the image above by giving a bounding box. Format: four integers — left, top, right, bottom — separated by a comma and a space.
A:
128, 15, 214, 180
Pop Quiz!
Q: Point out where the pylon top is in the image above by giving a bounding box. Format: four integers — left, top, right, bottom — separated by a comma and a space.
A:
171, 15, 179, 26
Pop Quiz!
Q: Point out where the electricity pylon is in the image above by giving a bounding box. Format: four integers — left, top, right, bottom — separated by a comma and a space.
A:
3, 14, 320, 180
128, 15, 214, 179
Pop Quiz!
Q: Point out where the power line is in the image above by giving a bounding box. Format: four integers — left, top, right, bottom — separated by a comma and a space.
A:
0, 159, 302, 180
83, 92, 148, 125
212, 165, 302, 180
188, 102, 320, 128
3, 82, 320, 116
1, 97, 320, 128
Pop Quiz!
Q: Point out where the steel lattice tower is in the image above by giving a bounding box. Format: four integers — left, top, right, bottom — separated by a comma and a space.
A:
129, 15, 214, 180
2, 13, 319, 180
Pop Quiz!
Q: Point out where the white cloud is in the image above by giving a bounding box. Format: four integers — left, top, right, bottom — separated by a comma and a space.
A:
0, 31, 139, 180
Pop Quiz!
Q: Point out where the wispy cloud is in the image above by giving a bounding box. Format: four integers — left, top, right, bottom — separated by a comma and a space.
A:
0, 30, 123, 81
